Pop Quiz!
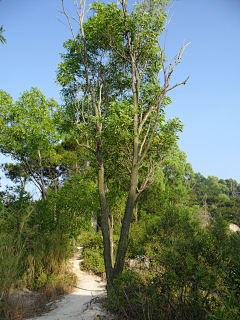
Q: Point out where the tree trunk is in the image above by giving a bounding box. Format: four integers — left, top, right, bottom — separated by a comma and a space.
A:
113, 164, 138, 279
98, 161, 113, 281
108, 212, 114, 267
134, 200, 138, 223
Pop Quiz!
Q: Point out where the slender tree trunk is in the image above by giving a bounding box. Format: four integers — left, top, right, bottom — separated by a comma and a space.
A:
110, 50, 140, 280
134, 200, 138, 223
38, 150, 47, 200
113, 164, 138, 279
54, 177, 58, 194
97, 157, 113, 281
108, 212, 114, 267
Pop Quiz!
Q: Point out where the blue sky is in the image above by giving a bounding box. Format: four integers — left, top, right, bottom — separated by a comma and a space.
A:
0, 0, 240, 193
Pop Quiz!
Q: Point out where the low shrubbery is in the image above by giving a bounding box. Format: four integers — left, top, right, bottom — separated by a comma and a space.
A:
105, 206, 240, 319
78, 231, 105, 275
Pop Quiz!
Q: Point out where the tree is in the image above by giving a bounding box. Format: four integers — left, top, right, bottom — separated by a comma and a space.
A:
0, 88, 60, 200
56, 0, 190, 283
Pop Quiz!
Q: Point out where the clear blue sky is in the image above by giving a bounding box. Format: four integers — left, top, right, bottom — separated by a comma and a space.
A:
0, 0, 240, 193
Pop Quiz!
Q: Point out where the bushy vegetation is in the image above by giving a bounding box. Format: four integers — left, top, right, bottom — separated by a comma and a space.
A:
79, 231, 105, 275
0, 186, 81, 319
106, 207, 240, 319
189, 174, 240, 225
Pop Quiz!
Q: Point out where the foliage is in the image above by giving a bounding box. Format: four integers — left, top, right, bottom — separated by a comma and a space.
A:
0, 88, 61, 199
1, 0, 240, 318
79, 231, 105, 275
0, 25, 6, 44
107, 206, 240, 319
34, 172, 99, 239
0, 182, 82, 318
0, 234, 22, 302
188, 173, 240, 224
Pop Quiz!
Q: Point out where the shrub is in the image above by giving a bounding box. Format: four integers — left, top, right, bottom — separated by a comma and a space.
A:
79, 232, 105, 274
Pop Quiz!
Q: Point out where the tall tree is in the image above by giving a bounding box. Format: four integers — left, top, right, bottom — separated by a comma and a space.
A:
56, 0, 190, 282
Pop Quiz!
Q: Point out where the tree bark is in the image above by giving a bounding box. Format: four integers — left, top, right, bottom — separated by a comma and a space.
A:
97, 153, 113, 281
113, 164, 138, 279
108, 212, 114, 267
134, 200, 138, 223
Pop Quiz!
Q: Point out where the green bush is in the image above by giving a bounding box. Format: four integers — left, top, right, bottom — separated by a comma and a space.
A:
82, 248, 105, 274
79, 232, 105, 274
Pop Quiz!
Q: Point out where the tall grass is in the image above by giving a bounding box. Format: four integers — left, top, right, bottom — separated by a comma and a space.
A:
0, 190, 78, 319
0, 234, 23, 301
0, 230, 77, 319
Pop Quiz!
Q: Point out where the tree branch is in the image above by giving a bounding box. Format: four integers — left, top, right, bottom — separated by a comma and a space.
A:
23, 158, 45, 196
74, 136, 96, 155
166, 76, 189, 92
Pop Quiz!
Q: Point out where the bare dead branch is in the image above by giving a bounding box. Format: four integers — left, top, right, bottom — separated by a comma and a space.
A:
166, 76, 189, 92
167, 41, 191, 80
55, 15, 71, 30
74, 0, 90, 20
138, 93, 166, 165
58, 2, 84, 61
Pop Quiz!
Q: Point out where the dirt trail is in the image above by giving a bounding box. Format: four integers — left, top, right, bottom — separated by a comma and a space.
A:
27, 250, 115, 320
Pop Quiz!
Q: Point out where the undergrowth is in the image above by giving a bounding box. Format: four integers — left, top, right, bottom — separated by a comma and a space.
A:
104, 207, 240, 319
78, 231, 105, 275
0, 190, 78, 320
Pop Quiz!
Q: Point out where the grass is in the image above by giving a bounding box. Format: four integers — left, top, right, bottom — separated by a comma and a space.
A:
0, 231, 78, 320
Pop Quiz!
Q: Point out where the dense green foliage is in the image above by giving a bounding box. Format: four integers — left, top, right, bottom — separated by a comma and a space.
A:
106, 210, 240, 319
0, 181, 86, 316
189, 174, 240, 225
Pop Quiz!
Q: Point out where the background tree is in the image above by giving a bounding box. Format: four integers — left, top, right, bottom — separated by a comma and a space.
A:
0, 88, 60, 200
188, 173, 240, 225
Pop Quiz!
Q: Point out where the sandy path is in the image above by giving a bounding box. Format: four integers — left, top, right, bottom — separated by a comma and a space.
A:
27, 250, 114, 320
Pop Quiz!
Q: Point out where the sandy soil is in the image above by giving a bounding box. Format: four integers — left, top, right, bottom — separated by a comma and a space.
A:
27, 250, 115, 320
